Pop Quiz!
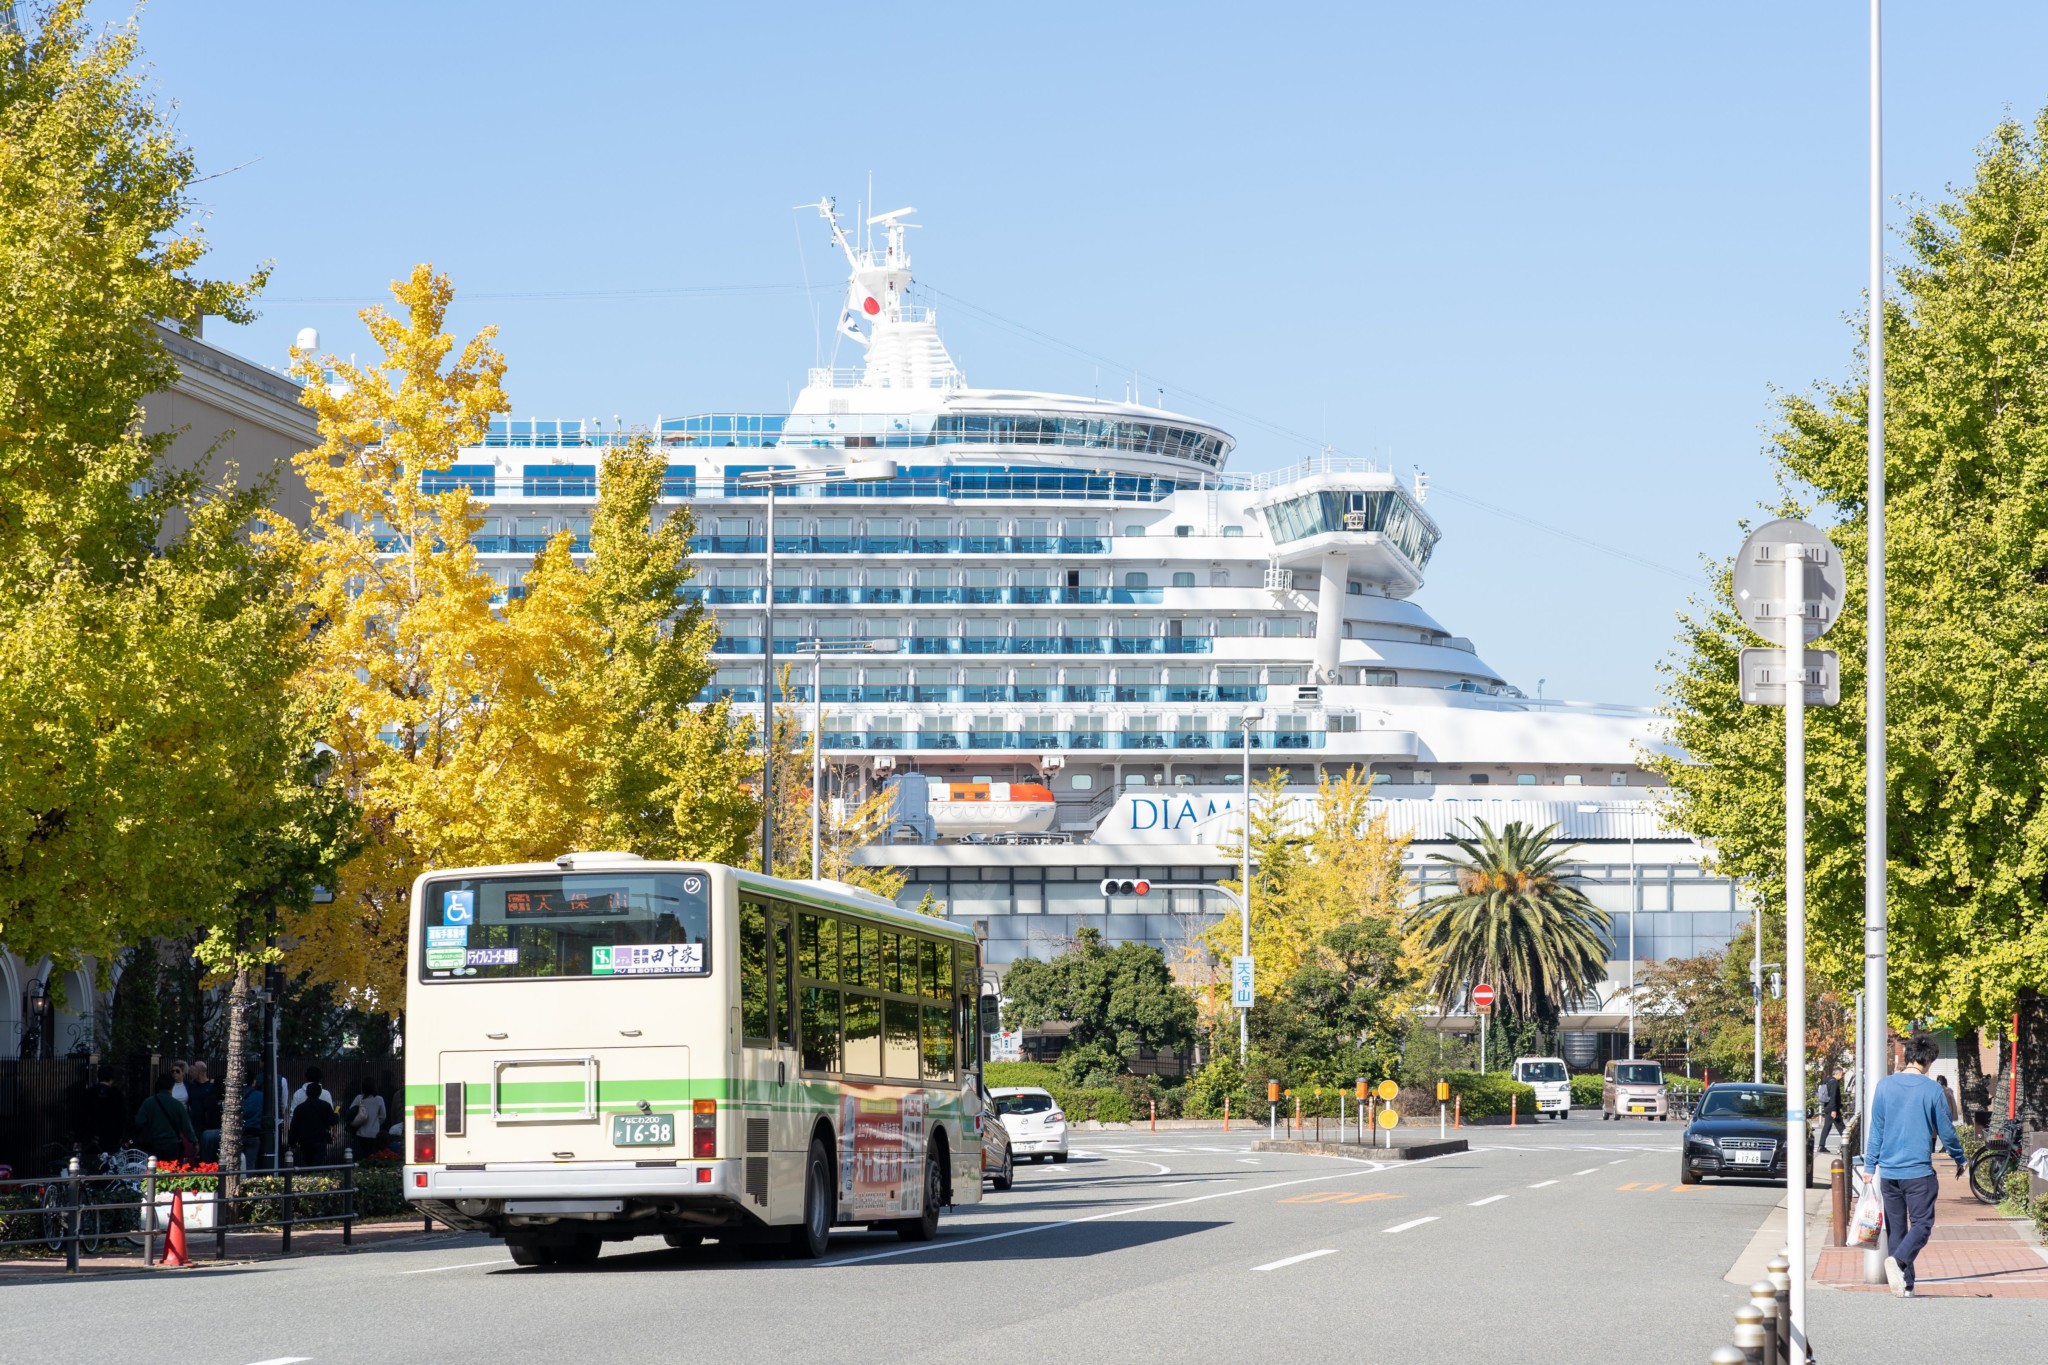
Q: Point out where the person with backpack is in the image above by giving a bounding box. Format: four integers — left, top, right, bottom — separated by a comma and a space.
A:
1861, 1033, 1968, 1297
134, 1072, 198, 1164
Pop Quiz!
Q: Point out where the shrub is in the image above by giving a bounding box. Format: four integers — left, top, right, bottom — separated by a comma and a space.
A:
1440, 1071, 1538, 1119
1092, 1089, 1134, 1123
1570, 1074, 1605, 1109
983, 1061, 1062, 1090
1179, 1055, 1244, 1119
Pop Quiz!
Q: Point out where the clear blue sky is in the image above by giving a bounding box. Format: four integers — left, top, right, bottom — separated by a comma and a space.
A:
111, 1, 2048, 704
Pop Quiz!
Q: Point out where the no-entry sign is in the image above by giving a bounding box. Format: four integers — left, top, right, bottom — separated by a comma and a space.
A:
1473, 984, 1496, 1010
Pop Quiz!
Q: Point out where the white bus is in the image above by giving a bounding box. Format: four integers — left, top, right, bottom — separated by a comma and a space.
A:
403, 853, 994, 1266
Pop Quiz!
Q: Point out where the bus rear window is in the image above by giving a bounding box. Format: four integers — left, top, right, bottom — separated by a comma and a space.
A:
419, 872, 711, 981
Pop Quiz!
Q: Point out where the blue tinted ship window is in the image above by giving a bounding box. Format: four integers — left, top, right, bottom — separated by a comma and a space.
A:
523, 464, 597, 496
662, 465, 697, 498
420, 464, 497, 496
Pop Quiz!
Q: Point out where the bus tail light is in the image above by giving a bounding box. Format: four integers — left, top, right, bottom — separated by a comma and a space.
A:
692, 1099, 717, 1159
413, 1104, 437, 1164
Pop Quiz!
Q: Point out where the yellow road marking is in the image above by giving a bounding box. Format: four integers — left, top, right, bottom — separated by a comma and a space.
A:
1639, 1183, 1665, 1191
1337, 1192, 1405, 1203
1617, 1182, 1642, 1190
1279, 1191, 1352, 1204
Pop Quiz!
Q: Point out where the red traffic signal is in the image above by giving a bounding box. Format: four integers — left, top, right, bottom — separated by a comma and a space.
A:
1099, 878, 1151, 897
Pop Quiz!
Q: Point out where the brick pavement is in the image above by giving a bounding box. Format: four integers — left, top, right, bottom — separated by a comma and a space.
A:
1815, 1164, 2048, 1298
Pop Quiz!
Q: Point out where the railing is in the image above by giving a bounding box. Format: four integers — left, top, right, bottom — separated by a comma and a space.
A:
678, 585, 1165, 606
813, 730, 1324, 752
684, 534, 1112, 556
714, 636, 1217, 656
695, 683, 1268, 706
0, 1150, 368, 1272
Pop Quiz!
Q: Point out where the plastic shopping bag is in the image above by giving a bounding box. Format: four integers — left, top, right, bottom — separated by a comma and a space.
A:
1849, 1178, 1884, 1247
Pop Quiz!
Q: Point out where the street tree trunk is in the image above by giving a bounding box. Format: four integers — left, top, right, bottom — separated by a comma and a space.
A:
2019, 988, 2047, 1132
218, 967, 251, 1186
1955, 1025, 1988, 1132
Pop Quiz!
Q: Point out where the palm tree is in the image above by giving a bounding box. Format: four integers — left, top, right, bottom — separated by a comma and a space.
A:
1408, 819, 1611, 1030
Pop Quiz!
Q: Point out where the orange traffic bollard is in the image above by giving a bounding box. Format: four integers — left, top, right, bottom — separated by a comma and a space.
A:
1454, 1095, 1462, 1129
1223, 1096, 1230, 1132
1511, 1093, 1518, 1126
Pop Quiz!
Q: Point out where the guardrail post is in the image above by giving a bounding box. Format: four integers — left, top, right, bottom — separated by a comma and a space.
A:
1711, 1348, 1747, 1365
66, 1157, 82, 1274
1750, 1283, 1779, 1365
216, 1154, 232, 1261
281, 1152, 294, 1254
1768, 1255, 1793, 1360
141, 1156, 156, 1267
343, 1149, 355, 1247
1732, 1304, 1765, 1365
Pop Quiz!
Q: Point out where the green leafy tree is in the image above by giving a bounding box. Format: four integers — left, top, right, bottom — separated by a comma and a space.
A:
1649, 107, 2048, 1122
1250, 918, 1415, 1086
0, 2, 301, 974
1409, 820, 1610, 1033
1001, 927, 1198, 1085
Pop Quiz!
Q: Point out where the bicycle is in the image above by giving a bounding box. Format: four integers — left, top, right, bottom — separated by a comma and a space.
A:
1968, 1117, 2026, 1205
33, 1145, 151, 1255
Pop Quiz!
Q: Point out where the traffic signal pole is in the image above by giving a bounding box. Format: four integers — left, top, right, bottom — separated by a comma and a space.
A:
1101, 879, 1250, 1057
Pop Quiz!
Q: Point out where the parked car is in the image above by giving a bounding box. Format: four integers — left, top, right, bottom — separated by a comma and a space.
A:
1680, 1083, 1815, 1186
990, 1086, 1069, 1163
979, 1088, 1014, 1191
1603, 1059, 1669, 1120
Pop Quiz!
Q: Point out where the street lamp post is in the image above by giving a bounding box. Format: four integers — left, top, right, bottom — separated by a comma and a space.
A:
1627, 827, 1638, 1060
1238, 705, 1265, 1062
735, 460, 898, 877
798, 637, 899, 881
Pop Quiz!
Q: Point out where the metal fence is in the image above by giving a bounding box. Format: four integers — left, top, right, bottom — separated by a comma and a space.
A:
0, 1149, 373, 1273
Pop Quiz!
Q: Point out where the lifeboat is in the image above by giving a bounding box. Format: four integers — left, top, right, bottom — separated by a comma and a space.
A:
924, 782, 1058, 837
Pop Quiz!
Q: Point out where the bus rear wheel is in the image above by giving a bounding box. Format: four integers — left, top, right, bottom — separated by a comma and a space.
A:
895, 1152, 943, 1242
788, 1138, 833, 1260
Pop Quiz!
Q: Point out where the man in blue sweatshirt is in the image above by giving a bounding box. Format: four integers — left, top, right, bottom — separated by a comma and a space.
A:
1859, 1033, 1966, 1297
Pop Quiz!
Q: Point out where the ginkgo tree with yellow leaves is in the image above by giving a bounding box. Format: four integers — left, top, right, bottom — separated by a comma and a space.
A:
267, 266, 758, 1008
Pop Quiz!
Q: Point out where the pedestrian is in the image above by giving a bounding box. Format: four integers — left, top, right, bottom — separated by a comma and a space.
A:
1860, 1033, 1967, 1298
185, 1060, 223, 1160
240, 1079, 270, 1167
1815, 1067, 1846, 1154
342, 1080, 387, 1157
288, 1080, 338, 1168
1935, 1074, 1961, 1123
286, 1065, 325, 1126
134, 1071, 199, 1165
170, 1061, 189, 1106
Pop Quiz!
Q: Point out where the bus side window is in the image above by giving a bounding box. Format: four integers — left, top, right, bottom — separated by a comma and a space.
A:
740, 900, 770, 1042
772, 912, 796, 1049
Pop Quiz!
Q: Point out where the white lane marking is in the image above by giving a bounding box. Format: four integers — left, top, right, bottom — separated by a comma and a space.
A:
1253, 1248, 1337, 1272
1529, 1180, 1558, 1188
1574, 1168, 1598, 1176
820, 1156, 1459, 1267
399, 1258, 513, 1275
1384, 1217, 1439, 1234
1068, 1152, 1175, 1175
1469, 1195, 1508, 1206
1609, 1158, 1628, 1165
1237, 1158, 1263, 1164
242, 1359, 314, 1364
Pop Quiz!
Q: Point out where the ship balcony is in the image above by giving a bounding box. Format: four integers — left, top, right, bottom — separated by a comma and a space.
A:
807, 730, 1325, 753
696, 684, 1270, 705
678, 534, 1113, 556
710, 636, 1214, 656
680, 585, 1163, 606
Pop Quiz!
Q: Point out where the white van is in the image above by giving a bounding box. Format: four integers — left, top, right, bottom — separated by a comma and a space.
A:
1511, 1056, 1572, 1119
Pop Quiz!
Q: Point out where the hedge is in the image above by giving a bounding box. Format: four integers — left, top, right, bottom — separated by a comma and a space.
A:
1439, 1071, 1539, 1119
1569, 1074, 1604, 1109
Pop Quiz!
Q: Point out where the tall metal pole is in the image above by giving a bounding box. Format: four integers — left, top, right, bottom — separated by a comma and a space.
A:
1862, 0, 1890, 1172
810, 640, 824, 882
1754, 910, 1765, 1084
1627, 831, 1638, 1060
761, 480, 776, 876
1784, 546, 1811, 1365
1862, 1, 1892, 1289
1238, 720, 1253, 1062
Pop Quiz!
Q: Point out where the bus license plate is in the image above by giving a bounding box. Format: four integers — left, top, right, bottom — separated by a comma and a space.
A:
613, 1114, 675, 1147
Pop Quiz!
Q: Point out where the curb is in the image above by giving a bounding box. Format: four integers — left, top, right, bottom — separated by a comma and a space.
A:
1251, 1138, 1468, 1162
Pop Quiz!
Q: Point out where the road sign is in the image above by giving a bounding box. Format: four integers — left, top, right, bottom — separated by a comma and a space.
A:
1733, 519, 1846, 644
1739, 647, 1841, 707
1377, 1108, 1399, 1129
1472, 984, 1495, 1010
1230, 956, 1255, 1009
1376, 1079, 1399, 1102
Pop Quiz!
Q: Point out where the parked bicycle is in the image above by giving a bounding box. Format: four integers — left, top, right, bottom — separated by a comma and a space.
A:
35, 1144, 150, 1255
1969, 1117, 2027, 1205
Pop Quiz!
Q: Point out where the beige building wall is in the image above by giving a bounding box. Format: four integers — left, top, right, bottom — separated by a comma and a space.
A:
141, 323, 319, 527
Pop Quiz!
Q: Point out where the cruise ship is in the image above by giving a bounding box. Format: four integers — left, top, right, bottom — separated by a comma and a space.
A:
446, 201, 1742, 1061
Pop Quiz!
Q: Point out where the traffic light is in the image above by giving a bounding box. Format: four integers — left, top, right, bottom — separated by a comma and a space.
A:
1099, 878, 1151, 897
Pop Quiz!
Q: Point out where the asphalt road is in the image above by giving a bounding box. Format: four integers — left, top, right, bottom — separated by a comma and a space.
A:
4, 1124, 2040, 1364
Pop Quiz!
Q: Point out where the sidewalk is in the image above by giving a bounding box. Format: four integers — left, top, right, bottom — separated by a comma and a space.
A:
0, 1219, 463, 1280
1814, 1165, 2048, 1299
